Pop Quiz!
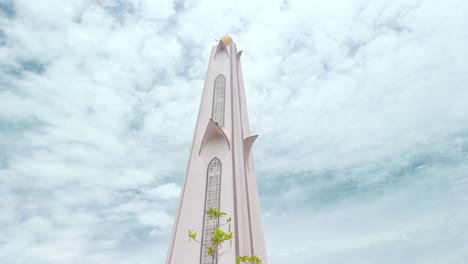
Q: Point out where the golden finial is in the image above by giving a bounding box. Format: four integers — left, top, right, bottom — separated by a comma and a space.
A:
220, 34, 233, 45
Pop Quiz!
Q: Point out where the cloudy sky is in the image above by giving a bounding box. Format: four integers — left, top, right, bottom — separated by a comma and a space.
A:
1, 0, 468, 263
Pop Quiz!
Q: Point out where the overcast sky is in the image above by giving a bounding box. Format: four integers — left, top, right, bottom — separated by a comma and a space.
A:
1, 0, 468, 263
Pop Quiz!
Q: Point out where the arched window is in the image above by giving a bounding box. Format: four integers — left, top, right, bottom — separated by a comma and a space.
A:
212, 74, 226, 126
202, 158, 222, 264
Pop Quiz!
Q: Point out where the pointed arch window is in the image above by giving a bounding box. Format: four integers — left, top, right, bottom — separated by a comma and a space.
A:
212, 74, 226, 126
202, 158, 222, 264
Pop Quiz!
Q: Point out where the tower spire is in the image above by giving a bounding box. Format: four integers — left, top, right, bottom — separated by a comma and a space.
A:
165, 36, 268, 264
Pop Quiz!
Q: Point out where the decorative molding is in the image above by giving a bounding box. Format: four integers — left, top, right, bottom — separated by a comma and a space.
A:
214, 40, 229, 60
199, 119, 230, 155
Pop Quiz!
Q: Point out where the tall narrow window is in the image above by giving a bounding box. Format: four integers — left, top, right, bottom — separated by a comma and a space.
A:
202, 158, 222, 264
212, 74, 226, 126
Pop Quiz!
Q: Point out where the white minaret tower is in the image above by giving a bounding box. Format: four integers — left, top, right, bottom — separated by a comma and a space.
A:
165, 35, 267, 264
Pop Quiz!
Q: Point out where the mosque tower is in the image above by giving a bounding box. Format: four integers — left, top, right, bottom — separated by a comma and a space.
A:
165, 35, 268, 264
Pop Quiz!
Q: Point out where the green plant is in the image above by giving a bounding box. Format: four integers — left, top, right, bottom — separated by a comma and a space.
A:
188, 208, 262, 264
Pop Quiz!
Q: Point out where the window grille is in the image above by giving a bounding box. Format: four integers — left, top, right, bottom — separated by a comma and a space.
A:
212, 75, 226, 126
202, 158, 222, 264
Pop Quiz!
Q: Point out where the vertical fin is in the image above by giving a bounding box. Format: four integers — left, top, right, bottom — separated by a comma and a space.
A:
243, 135, 258, 167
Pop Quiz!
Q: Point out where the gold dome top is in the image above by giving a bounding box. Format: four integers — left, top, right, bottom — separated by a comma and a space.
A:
220, 35, 233, 45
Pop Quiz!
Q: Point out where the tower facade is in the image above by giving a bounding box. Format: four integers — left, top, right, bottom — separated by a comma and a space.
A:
165, 36, 268, 264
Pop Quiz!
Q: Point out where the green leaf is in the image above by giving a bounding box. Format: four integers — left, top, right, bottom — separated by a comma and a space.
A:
205, 208, 228, 219
188, 230, 197, 241
206, 247, 214, 255
236, 255, 262, 264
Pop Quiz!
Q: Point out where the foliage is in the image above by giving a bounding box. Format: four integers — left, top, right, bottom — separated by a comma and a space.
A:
236, 255, 262, 264
188, 208, 261, 264
205, 207, 227, 219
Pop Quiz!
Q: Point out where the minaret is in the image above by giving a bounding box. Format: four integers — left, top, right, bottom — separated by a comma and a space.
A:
165, 35, 267, 264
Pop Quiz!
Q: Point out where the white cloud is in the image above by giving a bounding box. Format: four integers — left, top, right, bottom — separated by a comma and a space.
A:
145, 183, 181, 200
1, 0, 467, 263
